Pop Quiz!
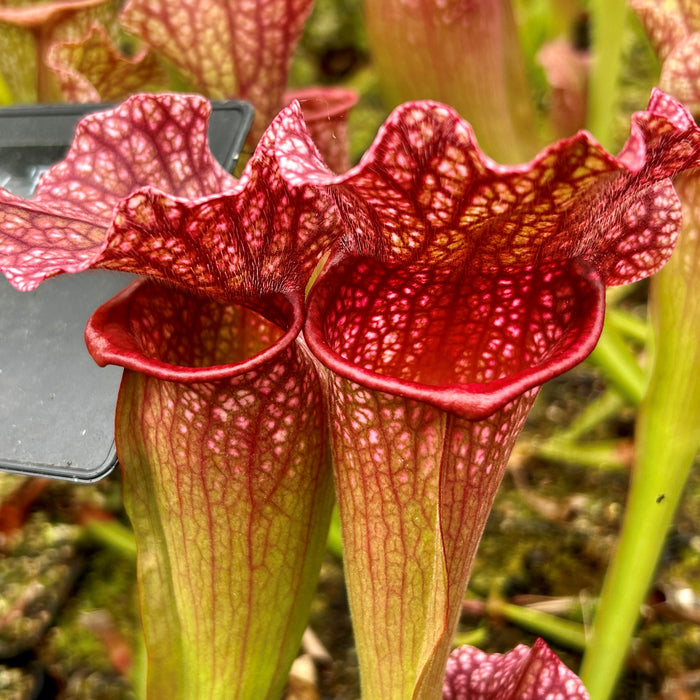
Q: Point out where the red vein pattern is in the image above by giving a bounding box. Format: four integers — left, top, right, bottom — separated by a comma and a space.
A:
308, 256, 603, 418
285, 87, 358, 174
0, 96, 339, 302
0, 94, 232, 289
294, 91, 700, 696
283, 91, 700, 285
0, 0, 121, 101
328, 378, 537, 696
0, 94, 340, 696
120, 0, 314, 136
443, 639, 589, 700
2, 89, 700, 696
48, 23, 169, 102
103, 280, 333, 698
632, 0, 700, 113
118, 0, 357, 159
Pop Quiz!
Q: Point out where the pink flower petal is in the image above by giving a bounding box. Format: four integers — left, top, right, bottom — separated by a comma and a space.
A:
103, 101, 339, 300
0, 93, 233, 289
631, 0, 700, 112
660, 33, 700, 112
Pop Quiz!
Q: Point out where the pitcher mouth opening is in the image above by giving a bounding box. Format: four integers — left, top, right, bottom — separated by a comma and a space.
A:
86, 278, 304, 383
305, 255, 606, 420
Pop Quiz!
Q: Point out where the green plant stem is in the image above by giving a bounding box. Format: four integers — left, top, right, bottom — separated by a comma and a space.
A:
484, 596, 587, 652
588, 323, 645, 405
528, 387, 629, 470
606, 281, 642, 306
578, 420, 697, 699
606, 308, 649, 345
587, 0, 628, 150
325, 504, 343, 559
535, 437, 630, 470
84, 519, 137, 559
451, 627, 489, 649
580, 175, 700, 700
556, 388, 626, 443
